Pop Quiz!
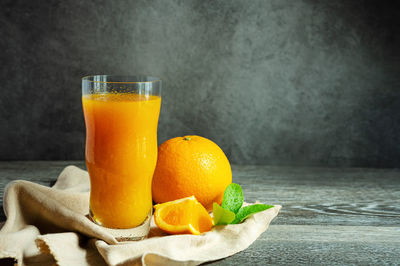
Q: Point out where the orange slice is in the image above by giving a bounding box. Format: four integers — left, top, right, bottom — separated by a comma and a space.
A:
153, 196, 213, 235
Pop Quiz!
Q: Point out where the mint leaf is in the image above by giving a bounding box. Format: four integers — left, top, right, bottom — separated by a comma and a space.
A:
213, 183, 275, 226
221, 183, 243, 214
213, 202, 235, 225
231, 204, 274, 224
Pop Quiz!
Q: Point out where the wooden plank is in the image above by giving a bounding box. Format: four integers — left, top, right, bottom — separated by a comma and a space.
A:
0, 162, 399, 264
209, 225, 400, 265
231, 165, 400, 227
0, 162, 399, 226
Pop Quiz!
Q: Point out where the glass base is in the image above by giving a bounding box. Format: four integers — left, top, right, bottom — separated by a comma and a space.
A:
88, 209, 152, 242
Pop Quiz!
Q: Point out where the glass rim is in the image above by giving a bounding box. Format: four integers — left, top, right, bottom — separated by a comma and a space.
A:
82, 75, 161, 84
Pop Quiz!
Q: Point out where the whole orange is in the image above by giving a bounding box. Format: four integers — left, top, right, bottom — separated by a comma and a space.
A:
152, 135, 232, 211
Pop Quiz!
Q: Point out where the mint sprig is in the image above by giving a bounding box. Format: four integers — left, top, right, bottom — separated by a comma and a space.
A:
213, 183, 273, 226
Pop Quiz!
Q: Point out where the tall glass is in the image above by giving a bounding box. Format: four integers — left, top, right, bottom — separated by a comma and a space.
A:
82, 75, 161, 240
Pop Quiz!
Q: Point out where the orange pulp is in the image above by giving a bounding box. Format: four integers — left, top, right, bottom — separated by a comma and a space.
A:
154, 196, 213, 235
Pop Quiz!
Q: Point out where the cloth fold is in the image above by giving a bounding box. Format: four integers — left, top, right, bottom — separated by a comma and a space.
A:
0, 166, 281, 266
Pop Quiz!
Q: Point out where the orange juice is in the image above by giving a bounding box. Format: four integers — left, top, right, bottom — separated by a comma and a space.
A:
82, 93, 161, 228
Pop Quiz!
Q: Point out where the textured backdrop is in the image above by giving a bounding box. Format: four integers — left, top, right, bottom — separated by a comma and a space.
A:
1, 0, 399, 167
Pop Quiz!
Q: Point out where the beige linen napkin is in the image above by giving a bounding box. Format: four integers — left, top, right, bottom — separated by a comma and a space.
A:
0, 166, 281, 266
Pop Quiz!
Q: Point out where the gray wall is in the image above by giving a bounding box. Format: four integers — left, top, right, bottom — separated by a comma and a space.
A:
1, 0, 399, 167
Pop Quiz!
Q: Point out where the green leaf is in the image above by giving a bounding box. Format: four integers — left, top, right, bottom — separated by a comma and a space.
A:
231, 204, 274, 224
213, 202, 235, 225
221, 183, 243, 214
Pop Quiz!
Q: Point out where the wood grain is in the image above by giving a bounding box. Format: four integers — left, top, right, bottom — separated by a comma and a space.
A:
231, 165, 400, 227
0, 161, 399, 265
209, 225, 400, 265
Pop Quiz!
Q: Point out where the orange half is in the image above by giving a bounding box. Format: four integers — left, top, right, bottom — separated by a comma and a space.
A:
153, 196, 213, 235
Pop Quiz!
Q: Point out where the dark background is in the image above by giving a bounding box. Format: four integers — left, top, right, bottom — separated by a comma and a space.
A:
0, 0, 399, 167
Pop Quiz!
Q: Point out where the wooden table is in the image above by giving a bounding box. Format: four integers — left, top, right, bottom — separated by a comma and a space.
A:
1, 161, 399, 265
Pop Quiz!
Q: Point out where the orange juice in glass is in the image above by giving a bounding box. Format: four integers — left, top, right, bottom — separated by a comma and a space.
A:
82, 75, 161, 240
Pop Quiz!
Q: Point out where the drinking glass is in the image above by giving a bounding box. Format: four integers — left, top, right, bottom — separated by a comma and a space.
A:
82, 75, 161, 240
